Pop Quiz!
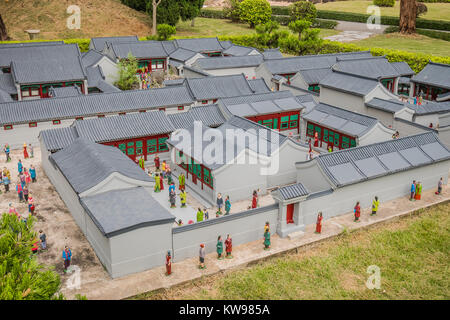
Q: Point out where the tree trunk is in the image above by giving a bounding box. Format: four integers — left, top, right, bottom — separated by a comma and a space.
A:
152, 0, 161, 36
191, 18, 195, 27
0, 14, 10, 41
399, 0, 417, 34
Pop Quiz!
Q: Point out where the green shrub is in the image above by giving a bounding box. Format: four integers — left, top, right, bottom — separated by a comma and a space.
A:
238, 0, 272, 28
416, 2, 428, 18
290, 1, 317, 23
199, 9, 226, 19
115, 53, 139, 90
271, 5, 290, 15
224, 0, 243, 22
288, 19, 312, 40
157, 24, 176, 41
373, 0, 395, 7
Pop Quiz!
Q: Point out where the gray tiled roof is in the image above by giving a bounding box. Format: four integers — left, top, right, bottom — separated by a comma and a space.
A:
319, 71, 379, 96
39, 126, 79, 152
312, 132, 450, 187
332, 57, 400, 80
0, 85, 193, 125
80, 187, 175, 237
81, 50, 107, 67
50, 138, 152, 194
167, 112, 195, 129
0, 73, 17, 94
167, 116, 295, 170
390, 61, 414, 76
73, 110, 175, 143
90, 36, 139, 51
262, 51, 373, 75
220, 91, 304, 118
85, 66, 121, 93
298, 68, 333, 85
219, 90, 293, 106
49, 86, 82, 98
161, 40, 177, 54
169, 47, 199, 62
0, 89, 13, 103
411, 62, 450, 89
193, 55, 263, 70
174, 37, 226, 53
247, 78, 271, 93
262, 48, 283, 60
190, 104, 226, 127
108, 41, 169, 59
278, 183, 309, 200
184, 74, 255, 100
219, 40, 233, 50
182, 65, 211, 76
408, 100, 450, 115
223, 45, 258, 56
366, 98, 406, 114
0, 43, 82, 68
303, 103, 378, 137
11, 58, 87, 84
398, 76, 411, 85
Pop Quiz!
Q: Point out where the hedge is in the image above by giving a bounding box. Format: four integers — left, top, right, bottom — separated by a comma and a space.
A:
1, 35, 449, 73
316, 10, 450, 31
272, 15, 337, 29
385, 26, 450, 41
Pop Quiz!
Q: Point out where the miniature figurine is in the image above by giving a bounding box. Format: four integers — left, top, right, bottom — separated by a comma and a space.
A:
371, 196, 379, 216
180, 189, 187, 207
169, 190, 176, 208
196, 208, 203, 222
154, 154, 160, 170
204, 208, 209, 220
314, 132, 319, 147
179, 172, 185, 190
154, 174, 161, 192
263, 226, 271, 250
251, 190, 257, 209
216, 193, 223, 215
62, 246, 72, 273
415, 182, 422, 200
160, 173, 164, 191
225, 234, 233, 258
199, 244, 206, 269
354, 201, 361, 222
165, 251, 172, 275
18, 160, 23, 174
315, 212, 323, 234
410, 180, 416, 201
23, 142, 29, 159
216, 235, 224, 260
225, 196, 231, 215
436, 177, 443, 195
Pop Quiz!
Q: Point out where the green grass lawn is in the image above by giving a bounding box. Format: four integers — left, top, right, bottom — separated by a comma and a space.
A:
175, 17, 340, 38
136, 202, 450, 300
316, 0, 450, 22
354, 32, 450, 57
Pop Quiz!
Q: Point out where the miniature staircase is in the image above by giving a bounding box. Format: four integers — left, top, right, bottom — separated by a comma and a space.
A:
287, 229, 305, 240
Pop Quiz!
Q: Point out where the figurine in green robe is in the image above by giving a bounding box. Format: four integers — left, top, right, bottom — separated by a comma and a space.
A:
179, 172, 185, 190
263, 229, 271, 250
196, 208, 203, 222
216, 235, 224, 259
180, 190, 187, 207
154, 174, 161, 192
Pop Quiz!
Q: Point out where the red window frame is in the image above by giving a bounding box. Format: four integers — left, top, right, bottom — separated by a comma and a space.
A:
4, 125, 13, 130
159, 107, 166, 111
75, 117, 83, 121
247, 111, 300, 133
20, 81, 85, 99
178, 106, 184, 111
53, 120, 61, 125
201, 100, 208, 104
29, 122, 37, 128
119, 112, 126, 116
213, 99, 218, 103
306, 121, 356, 150
98, 115, 105, 118
139, 110, 146, 113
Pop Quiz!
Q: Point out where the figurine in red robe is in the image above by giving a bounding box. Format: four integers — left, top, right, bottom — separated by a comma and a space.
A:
225, 234, 233, 258
154, 155, 160, 170
313, 132, 319, 147
251, 190, 257, 209
23, 143, 29, 159
315, 212, 323, 234
165, 251, 172, 275
354, 202, 361, 222
160, 174, 164, 191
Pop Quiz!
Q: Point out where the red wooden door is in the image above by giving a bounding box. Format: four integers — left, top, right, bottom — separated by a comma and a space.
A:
286, 204, 294, 224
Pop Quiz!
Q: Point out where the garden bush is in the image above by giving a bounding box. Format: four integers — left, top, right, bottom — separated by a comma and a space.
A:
223, 0, 242, 22
238, 0, 272, 28
289, 1, 318, 23
373, 0, 395, 7
157, 24, 176, 41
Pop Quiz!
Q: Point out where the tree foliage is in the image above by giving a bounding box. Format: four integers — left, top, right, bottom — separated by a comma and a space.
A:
373, 0, 395, 7
289, 1, 317, 23
223, 0, 243, 22
180, 0, 205, 22
288, 19, 312, 40
157, 23, 176, 40
238, 0, 272, 28
115, 53, 139, 90
0, 214, 63, 300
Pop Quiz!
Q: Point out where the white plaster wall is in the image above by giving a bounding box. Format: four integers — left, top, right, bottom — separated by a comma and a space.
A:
392, 119, 430, 138
203, 67, 257, 79
80, 173, 154, 198
109, 221, 173, 278
172, 206, 278, 262
366, 108, 395, 129
414, 114, 440, 127
255, 64, 275, 90
289, 74, 308, 91
95, 58, 119, 85
296, 161, 333, 193
299, 160, 450, 226
358, 124, 395, 146
438, 126, 450, 149
319, 87, 366, 114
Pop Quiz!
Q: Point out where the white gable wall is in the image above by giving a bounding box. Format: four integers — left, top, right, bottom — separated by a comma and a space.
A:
319, 87, 366, 114
359, 123, 395, 146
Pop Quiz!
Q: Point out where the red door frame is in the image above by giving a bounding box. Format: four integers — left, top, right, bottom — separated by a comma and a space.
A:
286, 204, 294, 224
306, 121, 356, 150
